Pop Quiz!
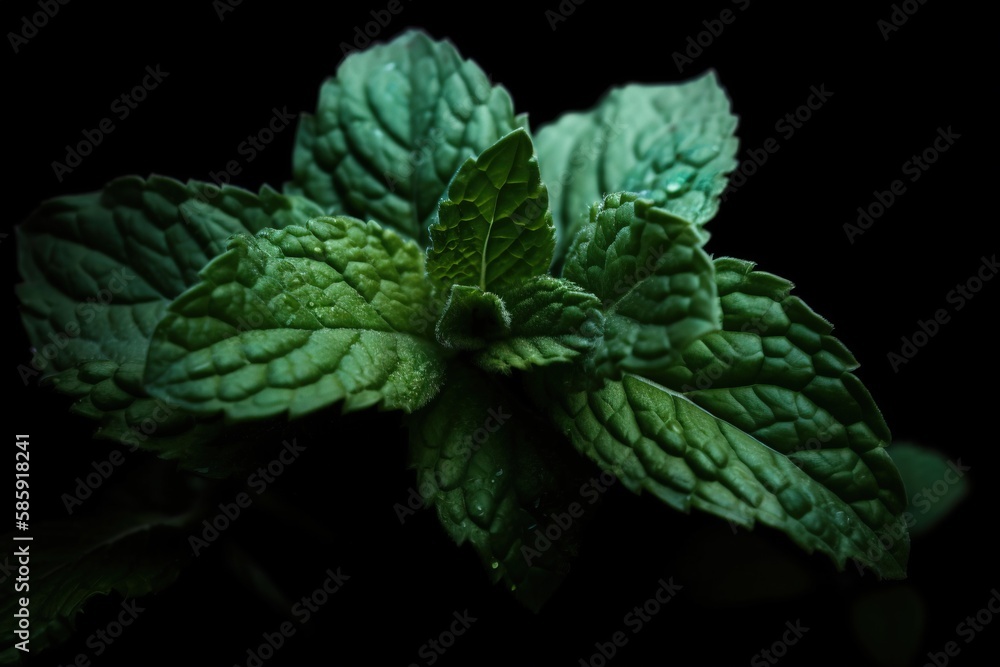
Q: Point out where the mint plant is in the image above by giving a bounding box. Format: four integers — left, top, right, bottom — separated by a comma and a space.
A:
8, 29, 909, 659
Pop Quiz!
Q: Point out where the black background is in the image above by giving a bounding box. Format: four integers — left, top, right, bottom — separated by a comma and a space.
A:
4, 1, 995, 666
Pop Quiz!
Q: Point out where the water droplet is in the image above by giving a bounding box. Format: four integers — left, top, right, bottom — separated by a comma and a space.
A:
313, 246, 322, 254
307, 301, 315, 308
491, 560, 499, 570
510, 584, 517, 592
665, 181, 683, 194
495, 468, 504, 477
467, 489, 492, 520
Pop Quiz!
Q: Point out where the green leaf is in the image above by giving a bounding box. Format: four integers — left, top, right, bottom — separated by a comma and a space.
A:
286, 29, 522, 246
887, 443, 968, 536
434, 277, 602, 374
472, 276, 603, 373
435, 285, 512, 351
145, 217, 446, 420
44, 360, 223, 466
17, 176, 323, 379
538, 371, 908, 579
0, 466, 199, 663
41, 360, 273, 478
657, 258, 907, 560
562, 192, 719, 381
535, 72, 738, 266
406, 367, 595, 611
16, 176, 324, 469
427, 129, 554, 293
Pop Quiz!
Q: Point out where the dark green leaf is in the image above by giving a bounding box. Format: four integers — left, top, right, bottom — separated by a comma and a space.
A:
0, 465, 201, 664
658, 257, 907, 564
563, 192, 719, 381
407, 367, 594, 611
17, 176, 323, 378
537, 370, 908, 578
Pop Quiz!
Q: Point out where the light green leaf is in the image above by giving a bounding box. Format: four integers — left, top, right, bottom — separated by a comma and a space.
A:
286, 29, 522, 246
657, 258, 907, 556
538, 371, 908, 579
427, 129, 554, 293
535, 72, 737, 266
563, 192, 719, 381
472, 276, 603, 373
406, 367, 595, 611
145, 217, 445, 420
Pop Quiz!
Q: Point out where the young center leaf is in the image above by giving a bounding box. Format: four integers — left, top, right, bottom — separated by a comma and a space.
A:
535, 72, 738, 265
427, 129, 555, 294
144, 217, 446, 420
286, 29, 523, 246
434, 277, 603, 374
562, 192, 720, 381
471, 276, 604, 373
